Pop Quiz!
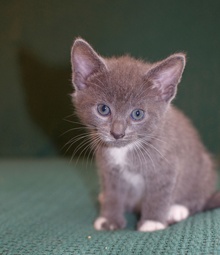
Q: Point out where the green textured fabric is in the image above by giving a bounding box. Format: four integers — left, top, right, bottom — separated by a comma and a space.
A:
0, 159, 220, 254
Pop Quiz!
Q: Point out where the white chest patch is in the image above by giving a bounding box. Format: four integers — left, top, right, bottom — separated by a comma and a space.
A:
108, 145, 131, 168
108, 144, 144, 187
108, 144, 145, 206
122, 170, 145, 205
122, 171, 144, 187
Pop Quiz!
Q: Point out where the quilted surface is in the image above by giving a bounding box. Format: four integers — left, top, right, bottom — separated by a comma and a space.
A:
0, 159, 220, 254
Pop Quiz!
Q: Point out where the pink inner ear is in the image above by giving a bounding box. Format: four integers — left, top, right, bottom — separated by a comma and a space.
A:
74, 54, 95, 80
71, 40, 107, 91
148, 56, 185, 102
152, 65, 181, 92
150, 66, 179, 102
72, 50, 95, 90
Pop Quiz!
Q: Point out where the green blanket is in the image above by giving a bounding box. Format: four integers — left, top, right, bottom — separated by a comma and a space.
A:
0, 159, 220, 254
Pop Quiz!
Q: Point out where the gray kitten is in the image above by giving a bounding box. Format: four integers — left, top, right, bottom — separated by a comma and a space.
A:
70, 38, 219, 232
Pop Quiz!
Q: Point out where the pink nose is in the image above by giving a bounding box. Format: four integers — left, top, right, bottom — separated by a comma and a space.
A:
110, 131, 125, 140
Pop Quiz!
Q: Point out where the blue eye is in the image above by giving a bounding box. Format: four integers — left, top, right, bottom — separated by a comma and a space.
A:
131, 109, 145, 121
97, 104, 111, 116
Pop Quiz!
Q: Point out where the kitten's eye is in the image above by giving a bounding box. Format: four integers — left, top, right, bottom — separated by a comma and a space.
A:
97, 104, 111, 116
131, 109, 145, 121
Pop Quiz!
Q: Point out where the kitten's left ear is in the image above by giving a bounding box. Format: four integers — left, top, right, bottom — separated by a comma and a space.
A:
71, 38, 107, 91
145, 53, 186, 103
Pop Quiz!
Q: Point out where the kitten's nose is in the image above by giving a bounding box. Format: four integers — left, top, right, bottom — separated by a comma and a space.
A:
110, 120, 125, 140
110, 131, 125, 140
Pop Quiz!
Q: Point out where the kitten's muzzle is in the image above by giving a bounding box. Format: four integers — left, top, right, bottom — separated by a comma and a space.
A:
110, 120, 126, 140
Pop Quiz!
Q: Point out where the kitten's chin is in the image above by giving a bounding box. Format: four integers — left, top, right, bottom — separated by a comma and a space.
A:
102, 139, 132, 148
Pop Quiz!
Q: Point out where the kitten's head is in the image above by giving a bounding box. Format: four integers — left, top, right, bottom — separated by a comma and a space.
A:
70, 38, 186, 147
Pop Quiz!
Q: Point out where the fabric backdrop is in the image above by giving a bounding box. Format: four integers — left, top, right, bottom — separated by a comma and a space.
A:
0, 0, 220, 158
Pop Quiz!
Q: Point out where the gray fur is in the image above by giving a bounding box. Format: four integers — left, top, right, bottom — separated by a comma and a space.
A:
70, 38, 217, 230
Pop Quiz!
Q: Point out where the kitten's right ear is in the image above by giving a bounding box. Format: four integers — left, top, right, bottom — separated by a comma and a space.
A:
71, 38, 107, 91
145, 53, 186, 103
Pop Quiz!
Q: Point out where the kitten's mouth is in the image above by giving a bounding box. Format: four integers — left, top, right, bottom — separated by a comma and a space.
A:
100, 135, 133, 148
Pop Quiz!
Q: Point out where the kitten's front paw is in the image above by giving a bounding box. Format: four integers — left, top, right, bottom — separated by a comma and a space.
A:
168, 204, 189, 224
138, 220, 167, 232
94, 216, 126, 231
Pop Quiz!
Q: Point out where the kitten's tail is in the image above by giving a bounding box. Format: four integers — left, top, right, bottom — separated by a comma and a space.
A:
203, 191, 220, 211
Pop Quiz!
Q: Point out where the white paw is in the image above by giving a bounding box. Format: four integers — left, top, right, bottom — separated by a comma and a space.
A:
168, 204, 189, 224
94, 217, 107, 230
138, 220, 166, 232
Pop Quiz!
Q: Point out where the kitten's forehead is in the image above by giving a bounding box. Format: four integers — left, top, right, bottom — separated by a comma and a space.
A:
107, 56, 150, 84
97, 56, 151, 104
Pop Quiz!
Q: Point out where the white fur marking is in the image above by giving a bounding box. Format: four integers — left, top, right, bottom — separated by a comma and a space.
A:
168, 204, 189, 223
122, 171, 144, 193
94, 217, 107, 230
122, 171, 144, 187
139, 220, 166, 232
108, 144, 134, 168
122, 171, 145, 205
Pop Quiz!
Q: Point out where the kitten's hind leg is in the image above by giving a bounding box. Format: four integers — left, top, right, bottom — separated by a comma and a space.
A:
138, 205, 189, 231
167, 204, 189, 224
98, 192, 104, 204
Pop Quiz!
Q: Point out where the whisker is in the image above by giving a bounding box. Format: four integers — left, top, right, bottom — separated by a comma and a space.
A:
91, 137, 103, 163
63, 112, 77, 120
136, 139, 156, 171
74, 135, 100, 166
86, 135, 101, 168
71, 137, 94, 165
63, 118, 95, 131
63, 118, 83, 125
60, 127, 90, 137
137, 134, 167, 144
61, 133, 92, 152
63, 135, 95, 158
141, 139, 170, 166
132, 141, 144, 169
